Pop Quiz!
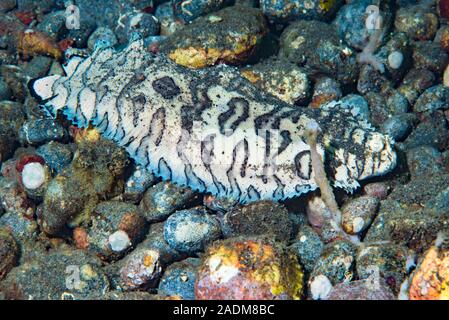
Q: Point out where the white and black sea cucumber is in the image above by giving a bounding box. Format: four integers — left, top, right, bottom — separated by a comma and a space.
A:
30, 39, 397, 203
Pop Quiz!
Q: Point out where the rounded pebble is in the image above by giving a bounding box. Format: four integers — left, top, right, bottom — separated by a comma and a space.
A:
158, 258, 200, 300
260, 0, 342, 23
222, 200, 292, 241
388, 51, 404, 69
87, 27, 118, 51
381, 114, 414, 141
0, 228, 19, 280
195, 237, 304, 299
326, 280, 396, 300
138, 181, 196, 222
341, 196, 379, 235
21, 162, 46, 190
164, 207, 221, 255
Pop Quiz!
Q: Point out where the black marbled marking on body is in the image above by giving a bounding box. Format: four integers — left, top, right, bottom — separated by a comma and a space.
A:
152, 76, 181, 99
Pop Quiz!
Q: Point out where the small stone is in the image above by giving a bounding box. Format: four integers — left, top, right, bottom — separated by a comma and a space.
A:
341, 196, 379, 235
406, 146, 443, 177
172, 0, 231, 23
413, 41, 449, 74
105, 221, 186, 291
413, 85, 449, 113
310, 240, 357, 286
309, 274, 333, 300
108, 230, 132, 253
280, 19, 357, 85
222, 200, 292, 241
261, 0, 342, 23
0, 0, 16, 13
395, 4, 439, 41
335, 0, 392, 50
388, 51, 404, 70
372, 30, 412, 82
241, 58, 310, 105
0, 77, 12, 100
21, 162, 47, 190
398, 68, 435, 105
0, 101, 25, 162
138, 181, 196, 222
160, 5, 268, 68
116, 13, 159, 44
164, 207, 221, 255
123, 165, 157, 203
363, 182, 390, 200
409, 241, 449, 300
23, 55, 53, 78
36, 10, 66, 39
87, 201, 147, 260
0, 247, 110, 300
438, 26, 449, 53
381, 114, 414, 142
289, 225, 324, 273
326, 280, 396, 300
117, 248, 162, 290
0, 228, 19, 280
357, 63, 392, 95
306, 196, 332, 229
13, 152, 50, 199
195, 237, 304, 300
158, 258, 200, 300
142, 222, 187, 266
339, 94, 370, 120
87, 27, 118, 51
386, 91, 410, 114
357, 244, 409, 294
19, 119, 68, 146
310, 77, 342, 108
36, 141, 73, 174
401, 111, 448, 151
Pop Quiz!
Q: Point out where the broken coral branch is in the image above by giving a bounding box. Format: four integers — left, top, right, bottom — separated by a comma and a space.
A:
357, 28, 385, 73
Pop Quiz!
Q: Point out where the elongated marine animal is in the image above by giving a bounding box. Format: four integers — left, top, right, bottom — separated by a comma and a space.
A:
30, 39, 397, 203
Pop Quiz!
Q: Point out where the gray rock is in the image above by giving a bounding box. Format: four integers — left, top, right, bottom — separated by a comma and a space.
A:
87, 27, 118, 51
289, 225, 324, 273
0, 0, 16, 13
381, 114, 414, 141
0, 77, 12, 100
164, 207, 221, 255
413, 85, 449, 113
